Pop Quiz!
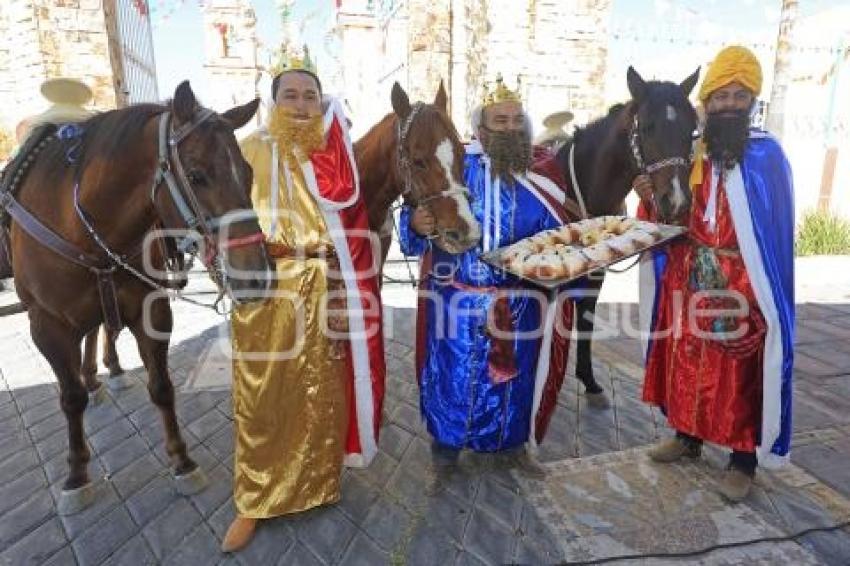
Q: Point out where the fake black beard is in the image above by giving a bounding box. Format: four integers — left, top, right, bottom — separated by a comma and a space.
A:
703, 110, 750, 169
482, 129, 532, 178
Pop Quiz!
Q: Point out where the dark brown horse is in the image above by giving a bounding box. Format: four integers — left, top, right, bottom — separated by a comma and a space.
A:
555, 66, 699, 403
6, 81, 271, 514
355, 81, 481, 265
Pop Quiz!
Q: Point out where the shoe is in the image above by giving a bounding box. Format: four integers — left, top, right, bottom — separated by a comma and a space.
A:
514, 448, 546, 480
719, 467, 754, 502
221, 516, 257, 553
647, 437, 701, 463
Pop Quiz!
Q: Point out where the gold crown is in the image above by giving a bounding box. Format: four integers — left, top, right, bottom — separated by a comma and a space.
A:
482, 73, 522, 107
270, 44, 317, 77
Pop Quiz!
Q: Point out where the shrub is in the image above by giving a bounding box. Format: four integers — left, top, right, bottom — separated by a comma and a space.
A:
796, 210, 850, 256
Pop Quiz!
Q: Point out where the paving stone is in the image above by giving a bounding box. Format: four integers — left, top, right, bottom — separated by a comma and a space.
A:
28, 411, 67, 443
0, 489, 56, 548
188, 463, 231, 518
142, 498, 204, 560
204, 423, 235, 462
0, 518, 67, 566
207, 499, 236, 541
278, 542, 326, 566
0, 446, 40, 482
391, 402, 423, 435
295, 507, 357, 564
475, 478, 523, 530
337, 473, 380, 524
362, 496, 415, 552
0, 466, 47, 515
405, 523, 460, 566
386, 465, 432, 513
20, 396, 61, 428
34, 428, 69, 462
797, 528, 850, 565
517, 504, 567, 563
100, 434, 150, 475
110, 453, 164, 499
453, 550, 489, 566
88, 417, 138, 456
186, 409, 229, 442
461, 507, 517, 565
82, 400, 124, 436
422, 489, 471, 541
40, 545, 77, 566
70, 505, 136, 566
111, 385, 151, 414
125, 474, 178, 527
352, 449, 398, 489
16, 386, 58, 413
379, 423, 414, 461
100, 535, 157, 566
234, 516, 295, 566
162, 524, 221, 566
338, 533, 389, 566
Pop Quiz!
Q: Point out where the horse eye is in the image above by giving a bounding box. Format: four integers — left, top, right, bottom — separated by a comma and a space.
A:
412, 158, 427, 170
186, 170, 207, 186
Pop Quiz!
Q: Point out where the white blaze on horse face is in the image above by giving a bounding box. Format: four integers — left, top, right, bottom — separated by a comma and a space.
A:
435, 138, 480, 240
666, 105, 677, 122
670, 174, 686, 211
225, 145, 244, 189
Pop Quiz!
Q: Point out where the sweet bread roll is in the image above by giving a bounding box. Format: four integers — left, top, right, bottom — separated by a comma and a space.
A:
582, 243, 616, 264
606, 235, 637, 256
603, 216, 626, 234
580, 228, 602, 246
561, 252, 589, 277
522, 252, 565, 280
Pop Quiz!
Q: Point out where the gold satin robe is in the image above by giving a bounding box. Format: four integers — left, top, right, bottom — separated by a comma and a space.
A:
231, 132, 348, 518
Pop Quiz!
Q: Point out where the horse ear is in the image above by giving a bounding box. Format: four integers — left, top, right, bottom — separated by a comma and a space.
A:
680, 67, 701, 97
222, 98, 260, 131
626, 66, 647, 103
434, 80, 448, 111
173, 81, 199, 123
391, 82, 411, 120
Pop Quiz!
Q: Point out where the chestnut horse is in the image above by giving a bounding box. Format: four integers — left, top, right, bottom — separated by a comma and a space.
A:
552, 67, 699, 402
4, 81, 271, 514
354, 81, 481, 264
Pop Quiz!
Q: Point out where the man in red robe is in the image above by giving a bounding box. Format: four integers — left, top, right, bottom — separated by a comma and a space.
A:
635, 46, 795, 502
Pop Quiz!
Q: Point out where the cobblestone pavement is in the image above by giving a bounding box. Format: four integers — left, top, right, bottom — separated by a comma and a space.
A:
1, 257, 849, 565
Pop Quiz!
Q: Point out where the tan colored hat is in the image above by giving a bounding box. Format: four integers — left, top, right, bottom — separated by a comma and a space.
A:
535, 110, 574, 145
40, 77, 93, 106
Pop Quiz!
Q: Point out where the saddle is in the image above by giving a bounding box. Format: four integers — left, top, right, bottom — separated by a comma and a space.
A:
0, 124, 58, 279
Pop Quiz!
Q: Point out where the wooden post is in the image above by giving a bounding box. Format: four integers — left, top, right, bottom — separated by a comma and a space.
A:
818, 147, 839, 213
103, 0, 129, 108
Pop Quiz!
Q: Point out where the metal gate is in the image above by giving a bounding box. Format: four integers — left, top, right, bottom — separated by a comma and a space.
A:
105, 0, 159, 106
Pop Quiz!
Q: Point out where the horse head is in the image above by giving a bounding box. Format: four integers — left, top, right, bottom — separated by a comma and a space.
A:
391, 82, 481, 254
157, 81, 271, 302
626, 66, 700, 223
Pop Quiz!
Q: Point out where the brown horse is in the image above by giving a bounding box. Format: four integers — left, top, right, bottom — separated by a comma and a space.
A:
6, 81, 271, 514
554, 66, 699, 402
355, 81, 481, 264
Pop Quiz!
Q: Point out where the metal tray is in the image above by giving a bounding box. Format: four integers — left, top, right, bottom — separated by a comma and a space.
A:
480, 224, 688, 290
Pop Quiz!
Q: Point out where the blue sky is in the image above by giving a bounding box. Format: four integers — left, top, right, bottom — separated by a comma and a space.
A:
151, 0, 847, 104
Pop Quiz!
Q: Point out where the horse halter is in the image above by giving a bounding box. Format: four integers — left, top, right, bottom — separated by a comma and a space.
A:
396, 102, 471, 209
150, 108, 265, 292
629, 114, 692, 174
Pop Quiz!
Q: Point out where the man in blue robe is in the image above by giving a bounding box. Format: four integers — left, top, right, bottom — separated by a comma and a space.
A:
399, 75, 576, 472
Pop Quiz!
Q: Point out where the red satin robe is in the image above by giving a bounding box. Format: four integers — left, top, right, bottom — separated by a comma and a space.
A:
642, 161, 763, 452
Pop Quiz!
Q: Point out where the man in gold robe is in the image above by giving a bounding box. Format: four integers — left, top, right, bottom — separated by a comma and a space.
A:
222, 59, 386, 552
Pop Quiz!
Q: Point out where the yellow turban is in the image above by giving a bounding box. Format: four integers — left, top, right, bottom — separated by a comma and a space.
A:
698, 46, 762, 102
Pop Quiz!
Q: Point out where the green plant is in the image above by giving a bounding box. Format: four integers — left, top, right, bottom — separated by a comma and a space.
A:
796, 210, 850, 256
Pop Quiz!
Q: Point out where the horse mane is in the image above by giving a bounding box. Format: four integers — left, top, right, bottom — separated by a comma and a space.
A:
35, 103, 168, 188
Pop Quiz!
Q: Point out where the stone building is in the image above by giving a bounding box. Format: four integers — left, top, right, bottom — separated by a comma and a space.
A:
201, 0, 262, 121
0, 0, 158, 135
334, 0, 612, 139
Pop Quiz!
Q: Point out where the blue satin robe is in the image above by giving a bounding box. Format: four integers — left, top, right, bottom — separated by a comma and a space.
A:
399, 150, 564, 451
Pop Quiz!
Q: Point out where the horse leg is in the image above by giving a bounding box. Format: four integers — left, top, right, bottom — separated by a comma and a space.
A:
575, 294, 610, 408
127, 296, 207, 494
29, 308, 97, 514
102, 326, 124, 377
80, 329, 104, 402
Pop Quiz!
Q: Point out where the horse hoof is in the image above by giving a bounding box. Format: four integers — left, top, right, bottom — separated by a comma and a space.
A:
173, 466, 208, 496
87, 384, 107, 406
106, 372, 135, 391
57, 482, 97, 515
586, 392, 611, 409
